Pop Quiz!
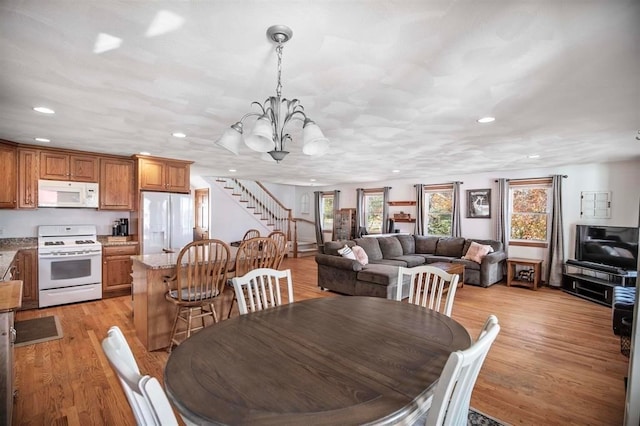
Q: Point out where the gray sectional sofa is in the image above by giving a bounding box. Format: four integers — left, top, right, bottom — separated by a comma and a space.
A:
315, 234, 506, 298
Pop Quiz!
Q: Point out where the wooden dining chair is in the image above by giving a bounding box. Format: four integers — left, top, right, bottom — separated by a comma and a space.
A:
101, 326, 179, 426
242, 228, 261, 241
164, 239, 231, 351
395, 265, 460, 317
267, 230, 287, 268
231, 268, 294, 315
424, 315, 500, 426
227, 237, 280, 317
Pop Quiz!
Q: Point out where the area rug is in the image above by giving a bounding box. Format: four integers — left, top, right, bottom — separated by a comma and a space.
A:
469, 407, 509, 426
14, 315, 63, 347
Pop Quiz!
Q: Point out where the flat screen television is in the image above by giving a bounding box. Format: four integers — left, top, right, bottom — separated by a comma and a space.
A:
575, 225, 639, 270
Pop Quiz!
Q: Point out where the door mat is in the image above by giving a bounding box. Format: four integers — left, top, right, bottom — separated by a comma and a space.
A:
14, 315, 63, 347
469, 407, 510, 426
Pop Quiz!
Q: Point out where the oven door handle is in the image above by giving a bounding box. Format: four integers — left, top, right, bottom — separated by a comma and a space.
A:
39, 251, 101, 259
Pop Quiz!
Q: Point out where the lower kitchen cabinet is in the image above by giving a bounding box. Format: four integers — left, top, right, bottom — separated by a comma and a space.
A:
102, 244, 138, 298
9, 249, 38, 310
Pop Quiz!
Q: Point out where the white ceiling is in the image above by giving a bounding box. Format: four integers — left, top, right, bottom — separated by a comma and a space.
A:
1, 0, 639, 186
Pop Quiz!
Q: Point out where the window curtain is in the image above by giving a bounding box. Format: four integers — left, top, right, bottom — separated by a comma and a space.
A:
451, 181, 462, 237
546, 175, 565, 287
382, 186, 391, 233
495, 178, 509, 256
355, 188, 366, 237
313, 191, 324, 251
415, 184, 425, 235
332, 190, 341, 239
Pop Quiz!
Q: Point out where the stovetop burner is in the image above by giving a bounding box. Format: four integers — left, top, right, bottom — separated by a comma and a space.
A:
75, 240, 96, 244
44, 241, 65, 246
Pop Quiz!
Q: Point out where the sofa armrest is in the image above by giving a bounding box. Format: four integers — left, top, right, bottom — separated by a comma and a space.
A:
482, 250, 507, 265
315, 253, 363, 271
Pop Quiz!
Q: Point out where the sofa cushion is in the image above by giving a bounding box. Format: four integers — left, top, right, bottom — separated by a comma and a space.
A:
462, 239, 503, 256
378, 236, 404, 259
414, 235, 439, 254
357, 264, 400, 286
451, 258, 481, 270
370, 259, 407, 266
354, 238, 384, 261
435, 237, 466, 257
425, 255, 457, 263
351, 245, 369, 265
462, 241, 494, 263
396, 234, 416, 254
324, 240, 354, 256
390, 255, 426, 267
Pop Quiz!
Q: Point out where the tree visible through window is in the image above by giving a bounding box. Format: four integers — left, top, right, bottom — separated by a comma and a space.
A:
425, 189, 453, 236
509, 185, 550, 242
321, 194, 334, 232
364, 192, 384, 233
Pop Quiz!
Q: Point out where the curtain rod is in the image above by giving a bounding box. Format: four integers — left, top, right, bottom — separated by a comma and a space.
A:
494, 175, 568, 182
413, 182, 464, 187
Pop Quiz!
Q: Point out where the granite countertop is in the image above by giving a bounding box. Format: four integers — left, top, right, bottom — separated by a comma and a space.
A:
131, 252, 182, 269
0, 251, 17, 281
0, 238, 37, 280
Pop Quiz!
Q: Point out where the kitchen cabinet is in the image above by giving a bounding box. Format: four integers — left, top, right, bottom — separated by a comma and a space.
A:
9, 250, 38, 310
135, 155, 192, 193
0, 280, 21, 426
99, 158, 135, 210
17, 148, 39, 209
0, 143, 17, 209
102, 244, 138, 298
40, 150, 98, 182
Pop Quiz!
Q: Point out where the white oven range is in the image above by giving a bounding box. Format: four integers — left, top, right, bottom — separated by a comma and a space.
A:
38, 225, 102, 308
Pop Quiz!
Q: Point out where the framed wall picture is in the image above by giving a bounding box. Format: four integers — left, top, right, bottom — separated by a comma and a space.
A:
467, 189, 491, 218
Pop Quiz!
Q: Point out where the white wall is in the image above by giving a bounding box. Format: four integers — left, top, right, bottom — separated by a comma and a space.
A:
0, 209, 129, 238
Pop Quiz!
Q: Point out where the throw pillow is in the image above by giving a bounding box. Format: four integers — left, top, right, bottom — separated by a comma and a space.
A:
463, 241, 494, 264
338, 245, 356, 260
351, 245, 369, 265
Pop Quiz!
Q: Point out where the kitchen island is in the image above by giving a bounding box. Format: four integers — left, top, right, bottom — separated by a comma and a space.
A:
131, 249, 236, 351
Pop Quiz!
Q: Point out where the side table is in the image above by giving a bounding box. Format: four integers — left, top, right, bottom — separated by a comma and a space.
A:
507, 257, 542, 290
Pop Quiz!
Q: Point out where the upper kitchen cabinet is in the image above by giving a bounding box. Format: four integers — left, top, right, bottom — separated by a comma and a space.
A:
40, 150, 98, 182
100, 157, 135, 210
134, 155, 192, 193
0, 143, 17, 208
17, 148, 39, 209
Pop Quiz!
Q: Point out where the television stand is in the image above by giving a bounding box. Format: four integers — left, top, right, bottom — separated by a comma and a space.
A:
562, 261, 637, 307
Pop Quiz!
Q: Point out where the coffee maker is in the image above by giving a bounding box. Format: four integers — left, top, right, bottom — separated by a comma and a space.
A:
117, 218, 129, 236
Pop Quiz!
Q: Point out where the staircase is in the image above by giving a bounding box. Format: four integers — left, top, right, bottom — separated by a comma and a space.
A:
215, 178, 318, 257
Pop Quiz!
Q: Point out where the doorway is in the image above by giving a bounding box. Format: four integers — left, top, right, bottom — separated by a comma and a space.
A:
194, 188, 209, 240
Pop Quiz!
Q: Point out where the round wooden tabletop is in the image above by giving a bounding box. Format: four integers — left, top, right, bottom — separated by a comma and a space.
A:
164, 296, 471, 425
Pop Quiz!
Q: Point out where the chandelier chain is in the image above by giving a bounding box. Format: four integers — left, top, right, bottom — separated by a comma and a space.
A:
276, 44, 283, 98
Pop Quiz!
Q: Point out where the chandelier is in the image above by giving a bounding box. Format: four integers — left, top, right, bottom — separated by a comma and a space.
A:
215, 25, 329, 162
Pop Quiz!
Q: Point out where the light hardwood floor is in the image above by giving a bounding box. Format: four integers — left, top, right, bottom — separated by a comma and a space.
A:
13, 256, 629, 425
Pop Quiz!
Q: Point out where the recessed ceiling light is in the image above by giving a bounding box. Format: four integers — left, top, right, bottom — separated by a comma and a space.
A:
139, 151, 151, 156
310, 179, 316, 182
33, 106, 55, 114
392, 170, 400, 173
229, 169, 237, 173
528, 154, 540, 159
34, 137, 50, 143
172, 132, 186, 138
477, 116, 495, 124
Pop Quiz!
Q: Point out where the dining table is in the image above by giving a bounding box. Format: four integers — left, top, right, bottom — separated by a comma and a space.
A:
164, 296, 471, 425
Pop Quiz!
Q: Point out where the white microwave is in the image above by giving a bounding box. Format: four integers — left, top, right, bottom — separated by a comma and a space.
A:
38, 180, 99, 208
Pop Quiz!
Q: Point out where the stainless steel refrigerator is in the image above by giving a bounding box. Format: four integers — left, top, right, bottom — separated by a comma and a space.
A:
141, 191, 194, 255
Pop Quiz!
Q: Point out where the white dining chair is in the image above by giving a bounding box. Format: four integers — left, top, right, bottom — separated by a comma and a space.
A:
395, 265, 460, 317
101, 326, 179, 426
231, 268, 294, 315
424, 315, 500, 426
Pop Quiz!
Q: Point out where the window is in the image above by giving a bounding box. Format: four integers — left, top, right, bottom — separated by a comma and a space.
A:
320, 193, 334, 232
424, 185, 453, 236
364, 191, 384, 233
509, 179, 551, 245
